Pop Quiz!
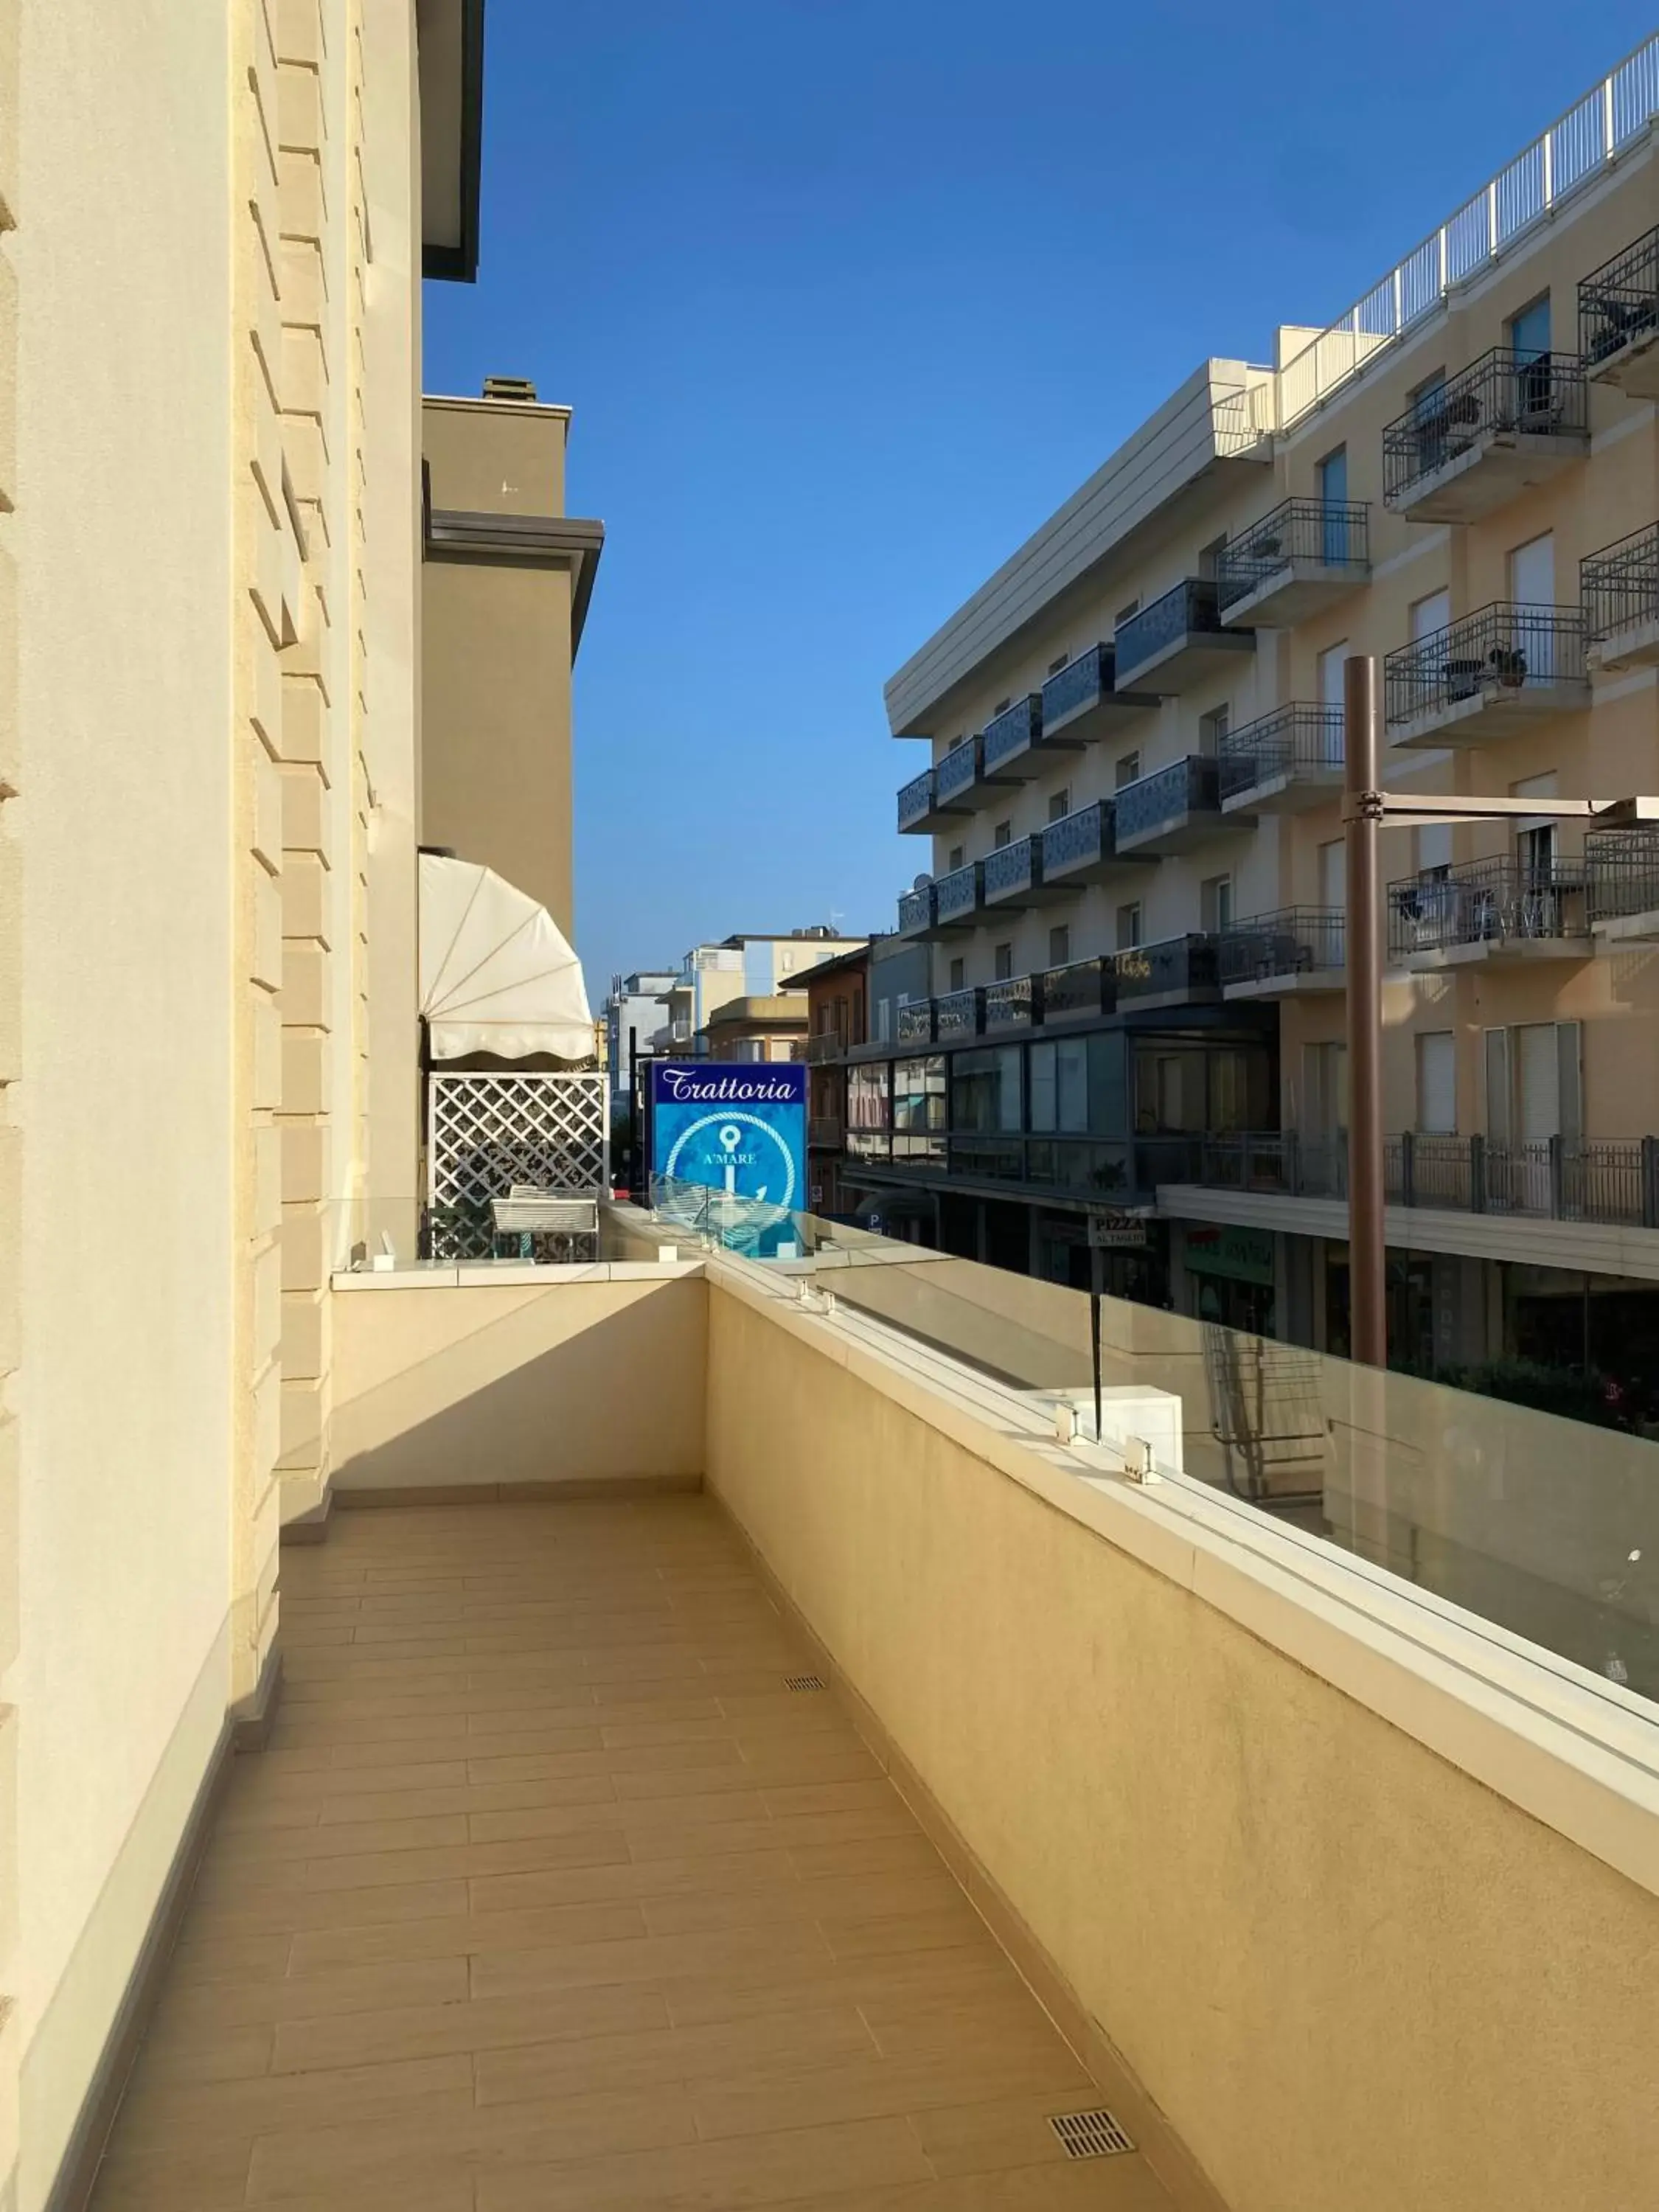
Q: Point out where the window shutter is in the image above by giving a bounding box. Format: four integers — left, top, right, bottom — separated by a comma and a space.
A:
1484, 1028, 1511, 1145
1556, 1020, 1583, 1146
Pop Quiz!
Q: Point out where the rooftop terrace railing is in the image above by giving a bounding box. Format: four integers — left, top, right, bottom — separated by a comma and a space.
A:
1277, 33, 1659, 428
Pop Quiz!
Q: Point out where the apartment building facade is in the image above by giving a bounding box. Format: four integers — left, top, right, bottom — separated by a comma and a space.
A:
852, 46, 1659, 1375
647, 928, 866, 1058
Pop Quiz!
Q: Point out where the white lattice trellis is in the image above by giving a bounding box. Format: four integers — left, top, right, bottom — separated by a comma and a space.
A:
427, 1072, 608, 1260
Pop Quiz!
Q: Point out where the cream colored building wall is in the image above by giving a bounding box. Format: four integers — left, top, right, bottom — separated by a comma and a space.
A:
4, 7, 242, 2205
330, 1274, 707, 1491
706, 1281, 1659, 2212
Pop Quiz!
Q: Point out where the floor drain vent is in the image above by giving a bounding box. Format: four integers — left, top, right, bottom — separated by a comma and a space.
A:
784, 1673, 825, 1692
1049, 2109, 1135, 2160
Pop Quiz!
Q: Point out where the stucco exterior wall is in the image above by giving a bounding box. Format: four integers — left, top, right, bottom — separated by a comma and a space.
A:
706, 1281, 1659, 2212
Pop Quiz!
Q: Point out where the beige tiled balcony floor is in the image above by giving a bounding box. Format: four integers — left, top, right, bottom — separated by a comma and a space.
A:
92, 1497, 1174, 2210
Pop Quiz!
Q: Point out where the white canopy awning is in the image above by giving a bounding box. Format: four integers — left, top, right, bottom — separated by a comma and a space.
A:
419, 854, 594, 1062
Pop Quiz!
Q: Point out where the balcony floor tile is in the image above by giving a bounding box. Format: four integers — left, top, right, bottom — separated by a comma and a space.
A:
91, 1498, 1180, 2212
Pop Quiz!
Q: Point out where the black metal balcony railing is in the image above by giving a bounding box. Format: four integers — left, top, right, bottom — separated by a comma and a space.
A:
1194, 1130, 1659, 1228
1582, 523, 1659, 643
983, 837, 1038, 902
984, 974, 1038, 1030
895, 998, 936, 1046
897, 884, 934, 936
1382, 602, 1588, 728
1586, 826, 1659, 923
1579, 224, 1659, 369
1216, 498, 1370, 611
1382, 349, 1588, 504
897, 767, 936, 833
935, 737, 981, 806
1216, 703, 1345, 804
934, 861, 981, 927
981, 695, 1042, 773
804, 1029, 850, 1064
1037, 956, 1116, 1023
1217, 907, 1345, 986
1110, 932, 1219, 1005
1388, 858, 1588, 959
1114, 755, 1220, 846
933, 986, 984, 1042
1041, 799, 1113, 877
1114, 579, 1230, 687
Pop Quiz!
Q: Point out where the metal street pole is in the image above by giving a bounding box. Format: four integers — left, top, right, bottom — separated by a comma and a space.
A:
1344, 655, 1386, 1368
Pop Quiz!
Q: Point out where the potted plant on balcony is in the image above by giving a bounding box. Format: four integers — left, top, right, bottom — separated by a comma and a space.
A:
1487, 642, 1528, 689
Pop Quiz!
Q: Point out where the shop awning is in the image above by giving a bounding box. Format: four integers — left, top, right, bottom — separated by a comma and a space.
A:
419, 853, 593, 1062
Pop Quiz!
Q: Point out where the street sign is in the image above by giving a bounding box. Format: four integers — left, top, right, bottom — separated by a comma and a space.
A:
1088, 1208, 1149, 1251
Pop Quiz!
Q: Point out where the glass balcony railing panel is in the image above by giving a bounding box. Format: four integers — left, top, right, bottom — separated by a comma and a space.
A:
1388, 858, 1588, 959
1041, 644, 1107, 727
1111, 931, 1220, 1003
1040, 799, 1111, 877
1587, 825, 1659, 922
1217, 907, 1346, 985
1114, 756, 1219, 847
1114, 579, 1230, 688
1382, 348, 1588, 506
1579, 223, 1659, 371
1216, 497, 1371, 611
936, 737, 981, 804
948, 1133, 1025, 1181
983, 837, 1037, 902
983, 973, 1037, 1030
897, 885, 934, 936
895, 998, 936, 1045
1216, 703, 1346, 804
981, 695, 1043, 773
933, 986, 984, 1041
1383, 602, 1588, 730
933, 862, 981, 927
897, 767, 936, 833
1037, 955, 1113, 1023
1582, 523, 1659, 643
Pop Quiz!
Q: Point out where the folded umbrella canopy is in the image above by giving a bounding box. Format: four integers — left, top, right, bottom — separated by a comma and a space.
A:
418, 853, 594, 1061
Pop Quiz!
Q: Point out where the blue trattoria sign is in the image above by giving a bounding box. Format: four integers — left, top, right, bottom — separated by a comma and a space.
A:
649, 1062, 807, 1211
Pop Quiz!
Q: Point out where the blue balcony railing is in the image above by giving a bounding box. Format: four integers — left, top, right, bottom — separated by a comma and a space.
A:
897, 767, 936, 833
1114, 756, 1220, 848
1041, 799, 1112, 877
897, 884, 934, 936
936, 738, 981, 805
984, 836, 1039, 902
1115, 580, 1229, 689
981, 695, 1043, 773
933, 862, 981, 928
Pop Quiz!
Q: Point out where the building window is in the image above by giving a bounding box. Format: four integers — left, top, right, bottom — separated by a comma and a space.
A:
1116, 902, 1142, 950
1029, 1038, 1088, 1134
947, 844, 965, 871
994, 697, 1012, 714
993, 820, 1012, 848
1048, 924, 1071, 967
1200, 874, 1233, 931
1199, 704, 1229, 756
1048, 787, 1071, 821
1416, 1032, 1456, 1134
1198, 532, 1228, 582
994, 942, 1014, 981
948, 956, 965, 992
952, 1047, 1022, 1133
1116, 751, 1141, 789
1509, 293, 1551, 363
874, 995, 891, 1043
1047, 652, 1070, 675
1303, 1040, 1348, 1137
1116, 599, 1139, 627
892, 1057, 946, 1164
1486, 1020, 1582, 1145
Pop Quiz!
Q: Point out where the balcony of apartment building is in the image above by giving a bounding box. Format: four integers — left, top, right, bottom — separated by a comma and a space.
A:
1582, 522, 1659, 674
1587, 824, 1659, 942
1113, 577, 1255, 693
976, 691, 1090, 784
1215, 496, 1371, 628
1381, 347, 1589, 523
1111, 931, 1222, 1013
932, 730, 1021, 815
896, 762, 970, 835
1039, 796, 1152, 891
1190, 1124, 1659, 1231
1217, 907, 1346, 1001
1114, 755, 1253, 857
933, 984, 986, 1046
982, 833, 1072, 915
1579, 220, 1659, 400
1382, 602, 1589, 748
896, 860, 981, 942
1388, 855, 1590, 972
1217, 702, 1345, 815
1039, 641, 1160, 742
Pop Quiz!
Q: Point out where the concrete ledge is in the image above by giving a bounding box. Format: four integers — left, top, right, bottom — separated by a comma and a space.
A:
335, 1475, 703, 1508
279, 1489, 335, 1545
229, 1646, 284, 1753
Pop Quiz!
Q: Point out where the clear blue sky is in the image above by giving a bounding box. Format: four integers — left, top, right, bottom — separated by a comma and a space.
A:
423, 3, 1657, 992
